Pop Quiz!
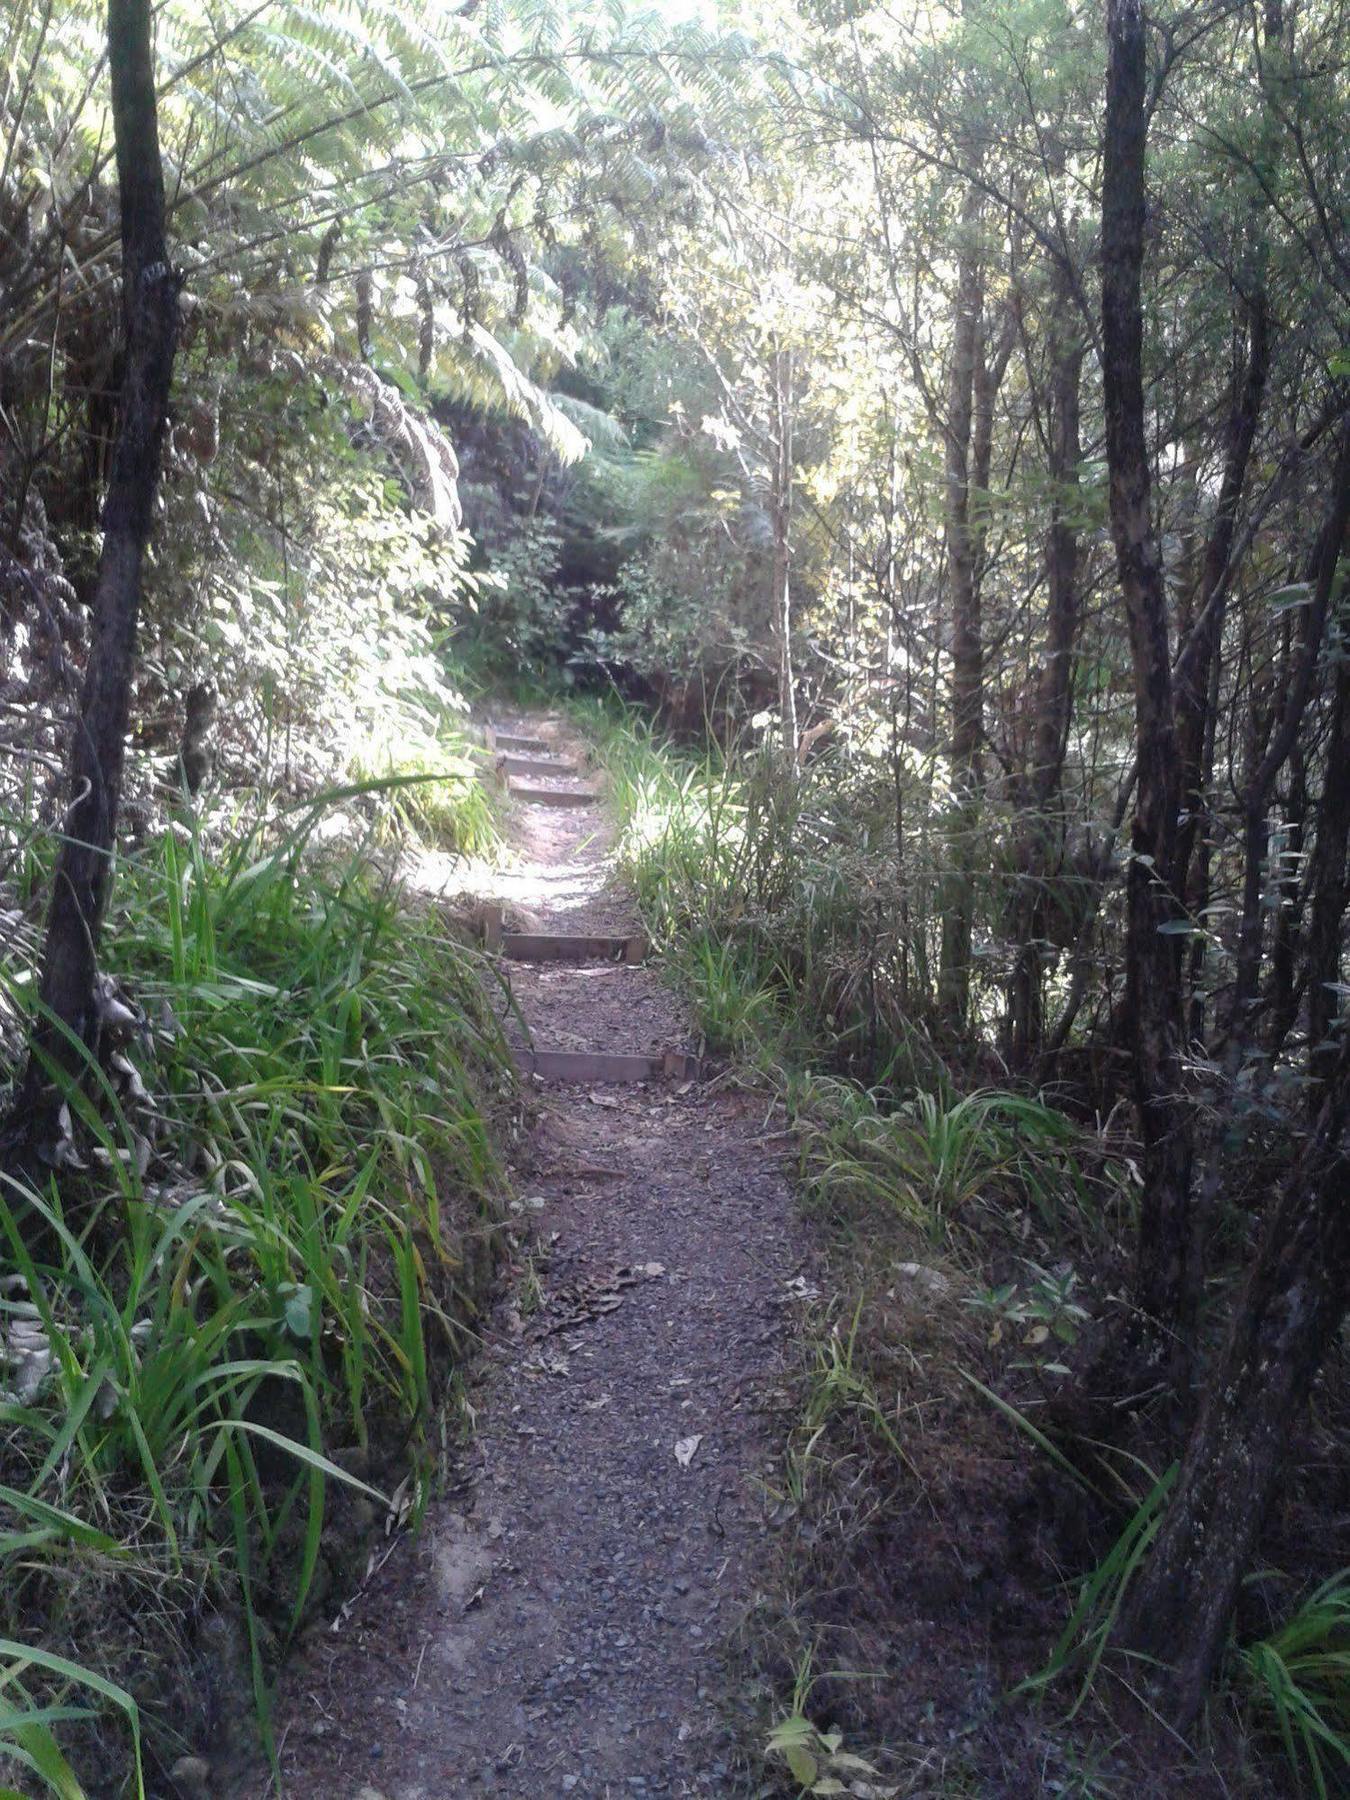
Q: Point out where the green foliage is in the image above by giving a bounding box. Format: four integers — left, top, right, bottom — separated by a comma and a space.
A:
598, 545, 750, 689
587, 707, 919, 1068
0, 804, 513, 1785
680, 930, 781, 1056
1238, 1575, 1350, 1799
1018, 1465, 1179, 1718
765, 1709, 889, 1796
460, 520, 571, 672
965, 1263, 1090, 1368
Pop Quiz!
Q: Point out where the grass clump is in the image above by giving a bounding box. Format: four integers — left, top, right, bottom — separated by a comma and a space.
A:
1238, 1574, 1350, 1798
578, 702, 915, 1079
348, 712, 503, 856
0, 801, 514, 1793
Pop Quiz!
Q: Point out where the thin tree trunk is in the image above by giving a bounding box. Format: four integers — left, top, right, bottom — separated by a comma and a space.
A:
937, 183, 984, 1033
1301, 477, 1350, 1099
1263, 746, 1306, 1055
1100, 0, 1196, 1372
1113, 423, 1350, 1736
1115, 1033, 1350, 1729
12, 0, 178, 1144
1009, 253, 1083, 1069
1230, 424, 1350, 1039
770, 343, 798, 766
1172, 295, 1270, 909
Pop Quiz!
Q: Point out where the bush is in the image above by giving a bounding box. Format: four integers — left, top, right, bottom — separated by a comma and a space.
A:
0, 805, 515, 1792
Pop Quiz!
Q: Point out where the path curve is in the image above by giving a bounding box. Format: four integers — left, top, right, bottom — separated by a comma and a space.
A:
275, 713, 808, 1799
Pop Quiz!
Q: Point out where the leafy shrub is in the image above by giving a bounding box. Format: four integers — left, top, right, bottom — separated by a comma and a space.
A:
0, 806, 514, 1789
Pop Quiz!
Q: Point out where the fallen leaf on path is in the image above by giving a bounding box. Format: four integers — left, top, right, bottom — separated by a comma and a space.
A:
588, 1092, 619, 1108
533, 1262, 667, 1337
783, 1275, 819, 1301
583, 1394, 611, 1411
386, 1471, 415, 1534
674, 1434, 703, 1468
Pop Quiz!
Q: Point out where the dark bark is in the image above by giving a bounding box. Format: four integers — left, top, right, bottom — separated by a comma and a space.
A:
1115, 1036, 1350, 1730
1114, 421, 1350, 1733
1101, 0, 1195, 1369
771, 344, 798, 764
1172, 297, 1271, 913
1008, 252, 1083, 1070
937, 183, 986, 1032
12, 0, 179, 1140
1228, 423, 1350, 1045
1263, 742, 1306, 1058
1303, 493, 1350, 1098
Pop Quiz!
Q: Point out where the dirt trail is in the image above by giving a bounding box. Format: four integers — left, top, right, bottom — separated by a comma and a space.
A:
275, 714, 809, 1799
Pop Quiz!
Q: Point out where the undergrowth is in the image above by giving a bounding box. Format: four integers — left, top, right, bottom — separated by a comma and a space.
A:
578, 699, 1335, 1799
0, 795, 515, 1795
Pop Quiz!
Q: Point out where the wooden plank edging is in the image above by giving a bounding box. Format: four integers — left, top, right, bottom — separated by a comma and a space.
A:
515, 1048, 699, 1083
497, 754, 578, 779
491, 729, 549, 754
502, 932, 647, 965
509, 781, 600, 808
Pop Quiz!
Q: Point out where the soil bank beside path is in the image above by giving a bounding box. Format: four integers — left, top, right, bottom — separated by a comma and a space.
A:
272, 712, 811, 1799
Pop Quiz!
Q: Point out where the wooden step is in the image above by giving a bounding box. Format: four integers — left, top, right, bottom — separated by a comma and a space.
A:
515, 1048, 699, 1083
487, 726, 549, 754
497, 753, 577, 779
509, 781, 599, 808
502, 931, 647, 965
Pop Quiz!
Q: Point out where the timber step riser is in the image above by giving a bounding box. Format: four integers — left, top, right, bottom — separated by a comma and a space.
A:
479, 911, 646, 965
487, 728, 549, 754
509, 782, 599, 808
503, 932, 647, 965
497, 755, 578, 779
515, 1048, 699, 1083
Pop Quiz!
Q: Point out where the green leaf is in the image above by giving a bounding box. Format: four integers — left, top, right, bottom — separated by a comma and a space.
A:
784, 1742, 819, 1786
0, 1640, 141, 1796
280, 1284, 316, 1340
210, 1421, 388, 1503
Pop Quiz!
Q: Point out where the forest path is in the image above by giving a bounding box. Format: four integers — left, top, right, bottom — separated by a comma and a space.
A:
274, 712, 810, 1799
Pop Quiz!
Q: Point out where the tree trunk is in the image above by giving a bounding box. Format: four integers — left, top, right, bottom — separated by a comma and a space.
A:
1008, 253, 1083, 1069
1172, 295, 1270, 911
1101, 0, 1196, 1371
1227, 421, 1350, 1048
1115, 1035, 1350, 1730
771, 344, 798, 765
937, 183, 984, 1033
12, 0, 179, 1145
1301, 462, 1350, 1100
1262, 751, 1305, 1055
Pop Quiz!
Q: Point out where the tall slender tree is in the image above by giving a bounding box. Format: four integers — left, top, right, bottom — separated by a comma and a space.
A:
9, 0, 179, 1157
1099, 0, 1196, 1379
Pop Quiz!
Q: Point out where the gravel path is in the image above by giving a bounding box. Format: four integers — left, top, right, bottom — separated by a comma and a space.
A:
274, 714, 809, 1799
